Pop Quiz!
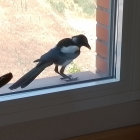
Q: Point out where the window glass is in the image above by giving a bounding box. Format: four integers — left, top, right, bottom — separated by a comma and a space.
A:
0, 0, 119, 94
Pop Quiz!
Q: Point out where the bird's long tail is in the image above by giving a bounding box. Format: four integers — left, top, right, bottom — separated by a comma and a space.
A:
9, 62, 52, 90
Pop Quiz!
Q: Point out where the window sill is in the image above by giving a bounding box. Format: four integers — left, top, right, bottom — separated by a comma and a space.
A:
0, 70, 139, 127
0, 71, 107, 98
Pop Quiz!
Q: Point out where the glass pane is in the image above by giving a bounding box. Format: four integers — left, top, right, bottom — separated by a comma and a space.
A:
0, 0, 117, 94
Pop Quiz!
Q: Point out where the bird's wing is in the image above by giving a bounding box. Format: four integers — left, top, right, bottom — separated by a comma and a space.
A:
56, 38, 80, 56
35, 47, 58, 67
56, 38, 74, 47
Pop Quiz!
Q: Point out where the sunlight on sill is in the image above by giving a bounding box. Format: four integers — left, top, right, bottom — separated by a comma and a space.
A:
0, 71, 99, 94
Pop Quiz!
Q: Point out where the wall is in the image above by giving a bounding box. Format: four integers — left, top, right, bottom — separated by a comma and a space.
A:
0, 101, 140, 140
96, 0, 110, 74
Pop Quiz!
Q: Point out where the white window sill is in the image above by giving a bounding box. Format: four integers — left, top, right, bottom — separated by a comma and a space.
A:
0, 70, 139, 127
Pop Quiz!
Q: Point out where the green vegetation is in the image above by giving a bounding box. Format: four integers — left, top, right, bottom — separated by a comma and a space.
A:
67, 62, 81, 74
74, 0, 96, 16
47, 0, 96, 17
47, 1, 66, 14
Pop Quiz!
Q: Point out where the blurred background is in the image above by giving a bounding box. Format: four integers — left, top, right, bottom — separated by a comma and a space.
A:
0, 0, 97, 83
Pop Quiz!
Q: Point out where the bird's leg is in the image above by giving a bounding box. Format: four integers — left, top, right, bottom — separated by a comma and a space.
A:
60, 66, 72, 79
60, 66, 78, 81
54, 65, 59, 74
55, 65, 71, 79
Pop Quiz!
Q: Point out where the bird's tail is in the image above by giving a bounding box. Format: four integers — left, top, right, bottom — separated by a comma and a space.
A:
9, 62, 52, 90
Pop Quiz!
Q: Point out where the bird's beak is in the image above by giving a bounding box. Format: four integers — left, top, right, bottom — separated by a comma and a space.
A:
85, 43, 91, 50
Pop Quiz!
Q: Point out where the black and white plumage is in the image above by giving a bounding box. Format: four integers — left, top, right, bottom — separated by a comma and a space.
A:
9, 34, 91, 90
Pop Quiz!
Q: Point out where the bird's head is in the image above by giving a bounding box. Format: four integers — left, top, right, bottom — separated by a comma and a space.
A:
72, 34, 91, 50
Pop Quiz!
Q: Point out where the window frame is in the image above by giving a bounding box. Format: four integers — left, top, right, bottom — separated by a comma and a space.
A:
0, 0, 140, 127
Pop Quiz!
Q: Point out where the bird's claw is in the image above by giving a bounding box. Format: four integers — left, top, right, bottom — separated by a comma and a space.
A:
60, 75, 72, 80
64, 77, 78, 82
60, 75, 78, 82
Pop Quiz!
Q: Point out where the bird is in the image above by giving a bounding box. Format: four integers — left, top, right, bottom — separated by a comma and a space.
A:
0, 72, 13, 88
9, 34, 91, 90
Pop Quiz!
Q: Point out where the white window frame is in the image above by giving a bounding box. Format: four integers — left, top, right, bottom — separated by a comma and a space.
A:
0, 0, 140, 128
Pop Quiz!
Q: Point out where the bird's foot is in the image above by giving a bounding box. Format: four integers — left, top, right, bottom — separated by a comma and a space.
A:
60, 75, 72, 80
60, 75, 78, 82
64, 77, 78, 82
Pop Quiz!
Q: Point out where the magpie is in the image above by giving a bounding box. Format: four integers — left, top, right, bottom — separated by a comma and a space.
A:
9, 34, 91, 90
0, 72, 13, 88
